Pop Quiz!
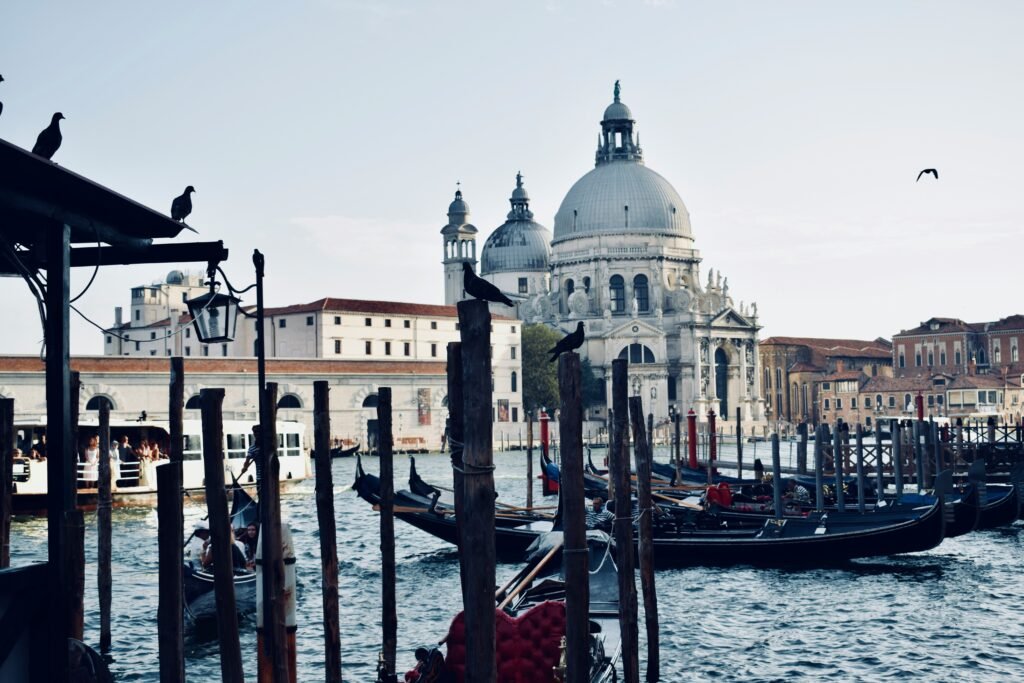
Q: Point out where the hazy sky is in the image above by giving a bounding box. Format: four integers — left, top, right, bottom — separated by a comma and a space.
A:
2, 1, 1022, 355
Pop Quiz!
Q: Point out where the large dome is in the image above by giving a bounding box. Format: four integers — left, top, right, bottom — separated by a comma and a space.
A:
552, 161, 692, 243
480, 172, 552, 275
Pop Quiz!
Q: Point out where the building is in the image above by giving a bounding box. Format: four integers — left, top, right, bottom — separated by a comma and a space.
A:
446, 83, 765, 425
758, 337, 892, 424
99, 294, 524, 444
892, 315, 1024, 379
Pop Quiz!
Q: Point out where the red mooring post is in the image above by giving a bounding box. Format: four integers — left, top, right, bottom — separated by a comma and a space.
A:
540, 410, 550, 459
687, 409, 698, 470
916, 393, 924, 422
707, 409, 718, 475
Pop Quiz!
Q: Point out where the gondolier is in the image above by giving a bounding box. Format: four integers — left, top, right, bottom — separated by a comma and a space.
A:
240, 424, 263, 492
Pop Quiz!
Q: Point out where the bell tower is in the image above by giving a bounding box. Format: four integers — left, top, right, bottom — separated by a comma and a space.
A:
441, 185, 478, 305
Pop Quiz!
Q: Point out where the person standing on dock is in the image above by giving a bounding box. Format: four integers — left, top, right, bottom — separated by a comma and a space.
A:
240, 424, 263, 492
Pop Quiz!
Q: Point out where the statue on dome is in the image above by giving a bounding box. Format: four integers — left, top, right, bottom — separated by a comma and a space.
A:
707, 269, 715, 290
614, 80, 621, 101
751, 301, 758, 318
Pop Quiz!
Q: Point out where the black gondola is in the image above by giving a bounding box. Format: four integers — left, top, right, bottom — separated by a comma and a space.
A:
402, 531, 620, 682
355, 460, 950, 566
331, 443, 360, 458
183, 486, 258, 627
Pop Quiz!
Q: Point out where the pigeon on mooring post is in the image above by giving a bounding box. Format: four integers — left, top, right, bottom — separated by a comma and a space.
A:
32, 112, 64, 159
171, 185, 195, 222
548, 321, 585, 362
462, 262, 514, 306
916, 168, 938, 182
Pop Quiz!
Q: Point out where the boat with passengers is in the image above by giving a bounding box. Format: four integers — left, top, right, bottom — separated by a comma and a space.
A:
10, 418, 310, 512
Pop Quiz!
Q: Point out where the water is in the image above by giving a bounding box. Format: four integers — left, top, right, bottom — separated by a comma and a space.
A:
10, 451, 1024, 681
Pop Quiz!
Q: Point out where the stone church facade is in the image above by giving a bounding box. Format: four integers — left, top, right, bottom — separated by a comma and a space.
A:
442, 83, 764, 425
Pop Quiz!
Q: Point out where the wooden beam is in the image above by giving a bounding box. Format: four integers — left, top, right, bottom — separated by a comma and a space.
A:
313, 381, 342, 683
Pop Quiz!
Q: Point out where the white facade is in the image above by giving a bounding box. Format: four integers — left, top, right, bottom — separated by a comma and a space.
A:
464, 83, 765, 425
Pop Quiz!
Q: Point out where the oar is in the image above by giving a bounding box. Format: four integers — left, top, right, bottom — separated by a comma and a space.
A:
497, 538, 564, 610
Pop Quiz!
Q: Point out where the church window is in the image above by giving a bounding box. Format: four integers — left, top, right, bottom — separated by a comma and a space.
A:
776, 369, 783, 389
511, 371, 518, 393
518, 278, 528, 294
566, 279, 574, 297
633, 274, 649, 312
610, 275, 625, 313
764, 368, 771, 391
668, 375, 677, 401
618, 343, 656, 364
583, 277, 591, 293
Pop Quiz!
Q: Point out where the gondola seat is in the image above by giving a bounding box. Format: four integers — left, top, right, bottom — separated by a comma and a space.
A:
443, 601, 566, 682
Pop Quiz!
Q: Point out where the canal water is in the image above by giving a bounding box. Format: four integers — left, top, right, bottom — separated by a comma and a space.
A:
9, 451, 1024, 681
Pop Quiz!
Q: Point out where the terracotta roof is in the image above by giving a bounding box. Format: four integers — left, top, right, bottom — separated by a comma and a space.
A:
0, 356, 448, 376
985, 314, 1024, 332
787, 362, 822, 373
946, 374, 1006, 390
860, 375, 934, 393
261, 297, 516, 321
761, 336, 892, 358
821, 370, 867, 382
894, 317, 986, 336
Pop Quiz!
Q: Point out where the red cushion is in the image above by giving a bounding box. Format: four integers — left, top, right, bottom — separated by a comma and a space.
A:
443, 601, 566, 683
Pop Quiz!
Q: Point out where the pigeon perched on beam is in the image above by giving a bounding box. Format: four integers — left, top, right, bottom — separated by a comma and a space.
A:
462, 262, 514, 307
32, 112, 64, 159
171, 185, 195, 222
549, 321, 585, 362
916, 168, 938, 182
0, 74, 4, 118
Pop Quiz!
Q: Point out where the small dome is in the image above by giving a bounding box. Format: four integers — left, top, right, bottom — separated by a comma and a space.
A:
603, 100, 633, 121
480, 221, 552, 275
448, 189, 469, 216
166, 270, 185, 285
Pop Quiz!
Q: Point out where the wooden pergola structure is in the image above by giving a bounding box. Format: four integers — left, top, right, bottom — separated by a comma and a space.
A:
0, 137, 229, 681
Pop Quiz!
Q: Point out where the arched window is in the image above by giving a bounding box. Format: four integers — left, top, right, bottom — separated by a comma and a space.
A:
888, 395, 895, 408
582, 276, 591, 293
565, 279, 574, 297
278, 394, 302, 409
511, 371, 518, 393
362, 394, 379, 408
85, 396, 115, 411
764, 367, 771, 391
633, 274, 649, 312
904, 394, 912, 410
876, 394, 883, 409
1013, 345, 1019, 363
609, 275, 625, 313
775, 368, 782, 389
994, 345, 1001, 364
185, 395, 201, 410
978, 349, 986, 365
617, 343, 656, 364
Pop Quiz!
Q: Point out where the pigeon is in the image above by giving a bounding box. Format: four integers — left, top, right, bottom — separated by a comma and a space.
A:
31, 112, 64, 159
0, 74, 4, 118
462, 262, 514, 306
171, 185, 195, 222
916, 168, 938, 182
548, 321, 585, 362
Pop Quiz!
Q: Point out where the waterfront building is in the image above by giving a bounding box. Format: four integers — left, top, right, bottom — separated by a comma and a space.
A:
892, 315, 1024, 379
446, 83, 765, 425
758, 337, 892, 425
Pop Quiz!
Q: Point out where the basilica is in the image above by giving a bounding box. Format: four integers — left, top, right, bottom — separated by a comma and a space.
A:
442, 83, 765, 425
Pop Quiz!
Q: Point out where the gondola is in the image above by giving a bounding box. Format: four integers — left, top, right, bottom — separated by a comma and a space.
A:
357, 460, 950, 566
183, 486, 258, 627
401, 531, 620, 682
352, 457, 554, 560
540, 448, 560, 496
331, 443, 360, 458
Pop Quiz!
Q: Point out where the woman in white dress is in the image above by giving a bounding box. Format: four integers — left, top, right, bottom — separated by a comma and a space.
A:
82, 435, 99, 483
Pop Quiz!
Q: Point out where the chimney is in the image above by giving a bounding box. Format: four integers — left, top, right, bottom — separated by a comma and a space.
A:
968, 356, 976, 376
836, 359, 845, 373
114, 306, 122, 326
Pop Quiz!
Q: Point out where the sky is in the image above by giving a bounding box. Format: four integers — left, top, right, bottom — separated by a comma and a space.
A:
2, 1, 1022, 355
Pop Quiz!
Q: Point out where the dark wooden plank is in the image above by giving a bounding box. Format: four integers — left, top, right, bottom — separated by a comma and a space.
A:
558, 354, 588, 683
771, 434, 783, 520
629, 396, 659, 682
259, 382, 289, 682
525, 411, 534, 511
833, 426, 845, 510
200, 388, 244, 683
157, 461, 184, 682
457, 300, 496, 683
855, 424, 866, 513
610, 359, 639, 683
735, 406, 744, 479
445, 343, 468, 603
378, 387, 397, 683
169, 357, 184, 464
313, 381, 342, 683
64, 509, 84, 641
0, 398, 13, 569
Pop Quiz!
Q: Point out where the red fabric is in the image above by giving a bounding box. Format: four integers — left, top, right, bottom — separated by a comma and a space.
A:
717, 482, 733, 507
443, 602, 566, 683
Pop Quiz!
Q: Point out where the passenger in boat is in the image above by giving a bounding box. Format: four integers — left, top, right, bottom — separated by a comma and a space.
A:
241, 523, 259, 568
230, 528, 248, 570
586, 497, 614, 531
240, 425, 263, 490
82, 435, 99, 483
118, 435, 139, 486
185, 522, 212, 569
784, 479, 810, 504
28, 446, 44, 461
34, 433, 47, 459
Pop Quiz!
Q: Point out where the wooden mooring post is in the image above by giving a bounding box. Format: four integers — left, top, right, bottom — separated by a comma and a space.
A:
771, 434, 783, 520
445, 342, 468, 603
855, 424, 866, 514
673, 410, 682, 483
98, 399, 115, 657
797, 422, 808, 475
0, 397, 13, 569
892, 420, 904, 497
258, 382, 290, 682
629, 396, 659, 682
813, 425, 824, 512
157, 460, 184, 683
833, 426, 845, 510
610, 358, 639, 683
526, 412, 534, 511
67, 370, 85, 641
457, 299, 496, 683
200, 388, 244, 683
558, 354, 589, 683
378, 388, 397, 683
914, 420, 925, 491
735, 406, 744, 479
313, 381, 342, 682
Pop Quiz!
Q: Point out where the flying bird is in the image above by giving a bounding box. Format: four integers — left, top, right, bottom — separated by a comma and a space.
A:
31, 112, 64, 159
462, 262, 514, 307
916, 168, 938, 182
548, 321, 585, 362
171, 185, 195, 222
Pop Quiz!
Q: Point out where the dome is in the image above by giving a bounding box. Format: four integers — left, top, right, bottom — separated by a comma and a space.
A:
480, 221, 552, 275
552, 161, 692, 243
603, 100, 633, 121
166, 270, 185, 285
480, 172, 552, 275
448, 189, 469, 216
